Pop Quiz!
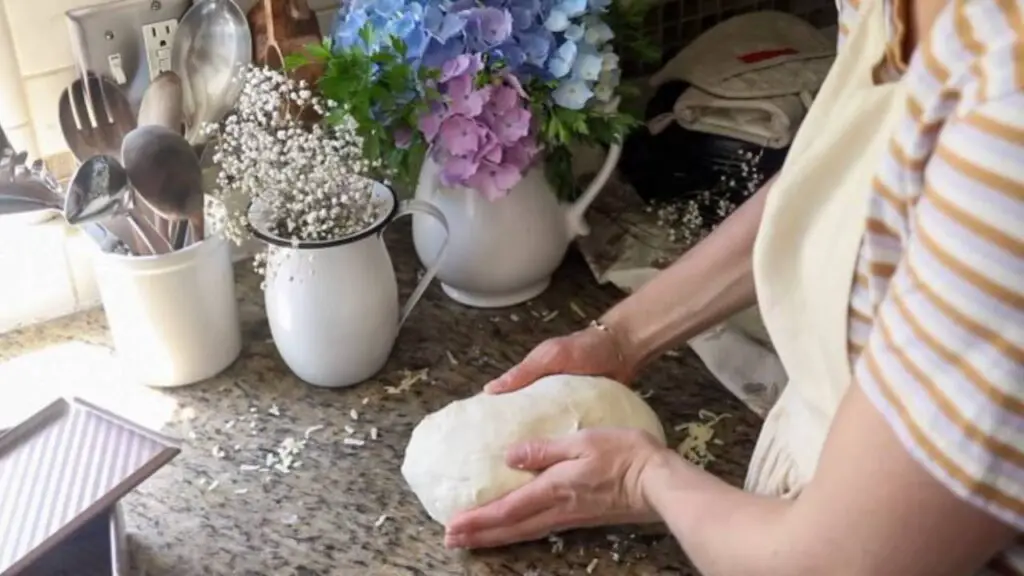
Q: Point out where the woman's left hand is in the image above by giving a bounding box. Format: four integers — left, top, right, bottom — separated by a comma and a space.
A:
444, 428, 668, 549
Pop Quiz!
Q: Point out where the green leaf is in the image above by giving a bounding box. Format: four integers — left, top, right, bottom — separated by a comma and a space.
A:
283, 54, 308, 71
304, 42, 332, 61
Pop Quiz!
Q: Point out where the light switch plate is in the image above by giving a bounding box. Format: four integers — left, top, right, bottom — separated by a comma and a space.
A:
65, 0, 191, 112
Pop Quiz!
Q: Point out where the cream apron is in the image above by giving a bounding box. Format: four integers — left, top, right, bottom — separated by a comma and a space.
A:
745, 0, 908, 495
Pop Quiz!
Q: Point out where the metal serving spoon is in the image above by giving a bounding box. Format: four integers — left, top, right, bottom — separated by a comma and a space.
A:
122, 125, 205, 250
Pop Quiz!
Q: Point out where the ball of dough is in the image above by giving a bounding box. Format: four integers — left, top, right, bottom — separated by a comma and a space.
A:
400, 374, 667, 527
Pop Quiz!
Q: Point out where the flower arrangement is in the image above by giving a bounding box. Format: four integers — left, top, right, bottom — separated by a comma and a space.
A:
211, 66, 384, 249
288, 0, 653, 200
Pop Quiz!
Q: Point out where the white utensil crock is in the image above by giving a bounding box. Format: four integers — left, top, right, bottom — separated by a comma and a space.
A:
413, 144, 622, 308
92, 235, 242, 387
248, 182, 449, 389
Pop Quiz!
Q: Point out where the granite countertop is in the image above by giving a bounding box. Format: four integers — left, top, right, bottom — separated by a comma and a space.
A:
0, 226, 761, 576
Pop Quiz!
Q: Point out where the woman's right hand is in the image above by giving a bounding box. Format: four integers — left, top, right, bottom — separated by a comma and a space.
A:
484, 324, 636, 394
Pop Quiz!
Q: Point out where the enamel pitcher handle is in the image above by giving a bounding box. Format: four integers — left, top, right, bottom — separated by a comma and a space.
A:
391, 199, 450, 328
564, 142, 623, 238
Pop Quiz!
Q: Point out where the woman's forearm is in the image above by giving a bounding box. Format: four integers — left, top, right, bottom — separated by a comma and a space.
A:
599, 174, 776, 372
639, 449, 810, 576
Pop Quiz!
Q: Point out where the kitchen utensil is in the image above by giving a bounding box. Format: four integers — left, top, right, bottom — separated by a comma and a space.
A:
0, 174, 64, 222
122, 125, 205, 249
58, 74, 136, 160
248, 0, 323, 85
1, 151, 26, 174
0, 125, 17, 180
171, 0, 253, 145
137, 70, 186, 241
64, 155, 131, 224
0, 195, 56, 216
29, 159, 63, 196
64, 155, 169, 255
0, 178, 63, 207
0, 398, 179, 575
58, 75, 168, 240
138, 70, 184, 133
198, 135, 220, 194
0, 124, 12, 158
261, 0, 284, 69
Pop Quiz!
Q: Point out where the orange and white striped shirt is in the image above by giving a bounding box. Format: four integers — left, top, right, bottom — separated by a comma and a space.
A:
840, 0, 1024, 572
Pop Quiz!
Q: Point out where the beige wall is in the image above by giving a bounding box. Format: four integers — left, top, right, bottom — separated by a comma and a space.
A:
0, 0, 103, 160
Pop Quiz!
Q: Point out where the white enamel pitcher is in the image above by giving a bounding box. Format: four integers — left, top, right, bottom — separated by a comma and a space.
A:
412, 143, 622, 308
249, 182, 449, 388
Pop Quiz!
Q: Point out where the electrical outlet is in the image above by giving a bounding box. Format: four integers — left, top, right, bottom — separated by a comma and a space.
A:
142, 19, 178, 80
66, 0, 191, 110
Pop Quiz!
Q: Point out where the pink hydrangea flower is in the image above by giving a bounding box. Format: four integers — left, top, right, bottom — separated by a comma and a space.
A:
415, 62, 541, 200
466, 160, 523, 200
503, 136, 539, 171
491, 107, 530, 144
418, 102, 448, 141
437, 114, 483, 156
474, 126, 501, 163
440, 53, 484, 82
446, 73, 491, 117
439, 154, 479, 186
488, 84, 520, 114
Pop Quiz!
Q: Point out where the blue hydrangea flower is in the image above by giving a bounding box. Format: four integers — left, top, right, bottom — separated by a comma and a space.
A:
552, 0, 586, 18
329, 0, 622, 112
543, 9, 569, 32
552, 79, 593, 109
374, 0, 404, 17
563, 23, 584, 41
422, 35, 467, 68
507, 0, 542, 30
571, 44, 602, 80
516, 26, 554, 67
583, 20, 614, 44
547, 40, 577, 78
464, 7, 514, 52
424, 5, 466, 41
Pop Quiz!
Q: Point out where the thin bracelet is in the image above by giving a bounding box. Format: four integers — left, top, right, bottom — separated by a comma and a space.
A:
589, 319, 626, 366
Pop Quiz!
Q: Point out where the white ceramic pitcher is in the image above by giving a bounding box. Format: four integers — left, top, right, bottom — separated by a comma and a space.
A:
412, 144, 622, 308
248, 182, 449, 388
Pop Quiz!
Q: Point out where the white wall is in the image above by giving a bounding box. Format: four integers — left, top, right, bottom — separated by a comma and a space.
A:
0, 0, 264, 334
0, 0, 102, 333
0, 0, 96, 160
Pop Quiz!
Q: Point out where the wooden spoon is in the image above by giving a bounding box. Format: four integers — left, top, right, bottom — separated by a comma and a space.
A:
262, 0, 285, 70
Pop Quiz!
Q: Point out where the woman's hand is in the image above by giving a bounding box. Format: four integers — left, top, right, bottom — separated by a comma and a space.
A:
444, 428, 668, 549
484, 325, 634, 394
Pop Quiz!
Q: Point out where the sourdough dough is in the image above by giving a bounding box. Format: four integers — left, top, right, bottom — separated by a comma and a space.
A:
400, 374, 667, 526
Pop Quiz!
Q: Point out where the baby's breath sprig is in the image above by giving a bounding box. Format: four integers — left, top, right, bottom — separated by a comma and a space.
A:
209, 66, 385, 269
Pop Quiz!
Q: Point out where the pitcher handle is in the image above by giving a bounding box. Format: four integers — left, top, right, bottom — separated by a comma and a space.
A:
564, 142, 623, 238
391, 199, 450, 328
